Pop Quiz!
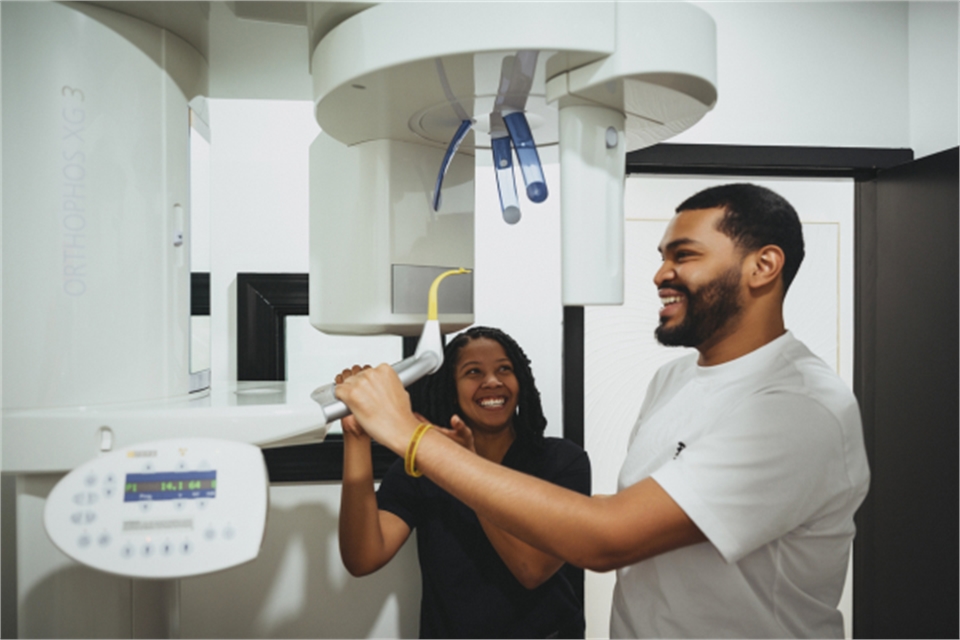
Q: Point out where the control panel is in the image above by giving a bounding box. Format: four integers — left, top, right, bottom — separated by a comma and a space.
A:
44, 438, 269, 579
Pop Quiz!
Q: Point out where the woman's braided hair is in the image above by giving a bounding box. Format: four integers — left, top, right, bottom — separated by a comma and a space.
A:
409, 326, 548, 446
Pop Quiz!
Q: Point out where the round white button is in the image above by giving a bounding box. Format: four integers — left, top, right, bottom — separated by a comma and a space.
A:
605, 127, 619, 149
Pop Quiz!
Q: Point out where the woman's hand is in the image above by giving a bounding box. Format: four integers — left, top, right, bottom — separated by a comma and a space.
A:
336, 365, 371, 439
436, 414, 476, 454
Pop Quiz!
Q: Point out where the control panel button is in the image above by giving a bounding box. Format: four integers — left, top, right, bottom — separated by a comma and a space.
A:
161, 541, 174, 556
142, 543, 154, 557
204, 528, 216, 541
84, 511, 96, 524
180, 540, 193, 555
77, 534, 91, 548
72, 492, 86, 506
70, 511, 83, 524
222, 526, 236, 540
121, 544, 135, 558
85, 473, 97, 487
86, 492, 99, 505
98, 533, 112, 547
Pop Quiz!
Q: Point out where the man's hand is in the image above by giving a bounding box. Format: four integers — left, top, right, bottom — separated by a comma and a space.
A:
334, 363, 421, 453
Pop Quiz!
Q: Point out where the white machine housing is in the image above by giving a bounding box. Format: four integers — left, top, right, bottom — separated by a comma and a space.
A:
2, 1, 206, 411
310, 134, 475, 336
2, 3, 330, 476
309, 1, 717, 308
43, 438, 269, 579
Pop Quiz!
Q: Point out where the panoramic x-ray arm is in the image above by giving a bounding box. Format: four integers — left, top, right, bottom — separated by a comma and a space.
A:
310, 268, 471, 424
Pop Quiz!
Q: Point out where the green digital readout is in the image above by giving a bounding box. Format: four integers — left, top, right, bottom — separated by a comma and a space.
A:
124, 470, 217, 502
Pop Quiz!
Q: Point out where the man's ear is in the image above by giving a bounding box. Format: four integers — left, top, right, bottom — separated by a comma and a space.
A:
745, 245, 785, 291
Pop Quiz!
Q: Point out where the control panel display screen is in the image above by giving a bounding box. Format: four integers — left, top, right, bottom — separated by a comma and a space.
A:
124, 471, 216, 502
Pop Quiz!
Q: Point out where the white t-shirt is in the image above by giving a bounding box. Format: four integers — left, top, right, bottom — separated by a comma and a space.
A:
611, 331, 870, 639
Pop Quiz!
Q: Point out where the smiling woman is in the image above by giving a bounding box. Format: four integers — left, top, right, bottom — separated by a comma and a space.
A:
337, 326, 592, 639
412, 327, 546, 456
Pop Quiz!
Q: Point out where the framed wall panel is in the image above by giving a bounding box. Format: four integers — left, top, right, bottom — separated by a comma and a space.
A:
236, 273, 400, 482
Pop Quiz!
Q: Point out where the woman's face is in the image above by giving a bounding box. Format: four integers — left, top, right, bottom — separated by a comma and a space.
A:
454, 337, 520, 434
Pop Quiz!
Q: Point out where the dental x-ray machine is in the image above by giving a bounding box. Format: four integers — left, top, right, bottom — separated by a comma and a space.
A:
2, 1, 715, 637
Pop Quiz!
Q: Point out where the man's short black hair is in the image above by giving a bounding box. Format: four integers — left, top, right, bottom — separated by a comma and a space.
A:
676, 183, 805, 292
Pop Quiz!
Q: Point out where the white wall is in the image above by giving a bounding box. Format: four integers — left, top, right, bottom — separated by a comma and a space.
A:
676, 1, 911, 148
908, 1, 960, 159
677, 0, 959, 158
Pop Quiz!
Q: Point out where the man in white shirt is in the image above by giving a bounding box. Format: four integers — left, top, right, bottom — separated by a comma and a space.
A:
337, 183, 870, 638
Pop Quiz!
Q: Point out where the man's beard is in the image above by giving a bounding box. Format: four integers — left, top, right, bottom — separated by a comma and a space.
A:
655, 266, 744, 348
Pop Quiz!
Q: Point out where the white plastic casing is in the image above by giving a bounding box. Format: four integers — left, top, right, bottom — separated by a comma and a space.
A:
309, 134, 475, 336
1, 2, 206, 410
559, 105, 627, 305
43, 438, 268, 580
310, 1, 716, 310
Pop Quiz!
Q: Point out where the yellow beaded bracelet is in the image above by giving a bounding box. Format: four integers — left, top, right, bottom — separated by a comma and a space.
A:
404, 422, 434, 477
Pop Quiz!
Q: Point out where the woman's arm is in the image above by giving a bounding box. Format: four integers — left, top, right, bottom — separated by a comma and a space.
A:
436, 416, 574, 589
478, 517, 565, 589
338, 427, 412, 576
337, 369, 412, 577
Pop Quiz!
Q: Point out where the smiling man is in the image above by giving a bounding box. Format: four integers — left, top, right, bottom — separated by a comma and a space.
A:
337, 183, 871, 638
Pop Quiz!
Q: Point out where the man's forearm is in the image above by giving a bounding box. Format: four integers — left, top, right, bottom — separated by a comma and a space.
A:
405, 428, 618, 570
336, 364, 705, 570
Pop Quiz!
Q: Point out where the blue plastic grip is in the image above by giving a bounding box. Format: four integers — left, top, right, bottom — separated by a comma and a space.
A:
432, 119, 473, 211
491, 136, 521, 224
503, 111, 547, 203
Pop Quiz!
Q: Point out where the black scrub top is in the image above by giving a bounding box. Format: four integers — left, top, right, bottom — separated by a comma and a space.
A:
376, 435, 591, 639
